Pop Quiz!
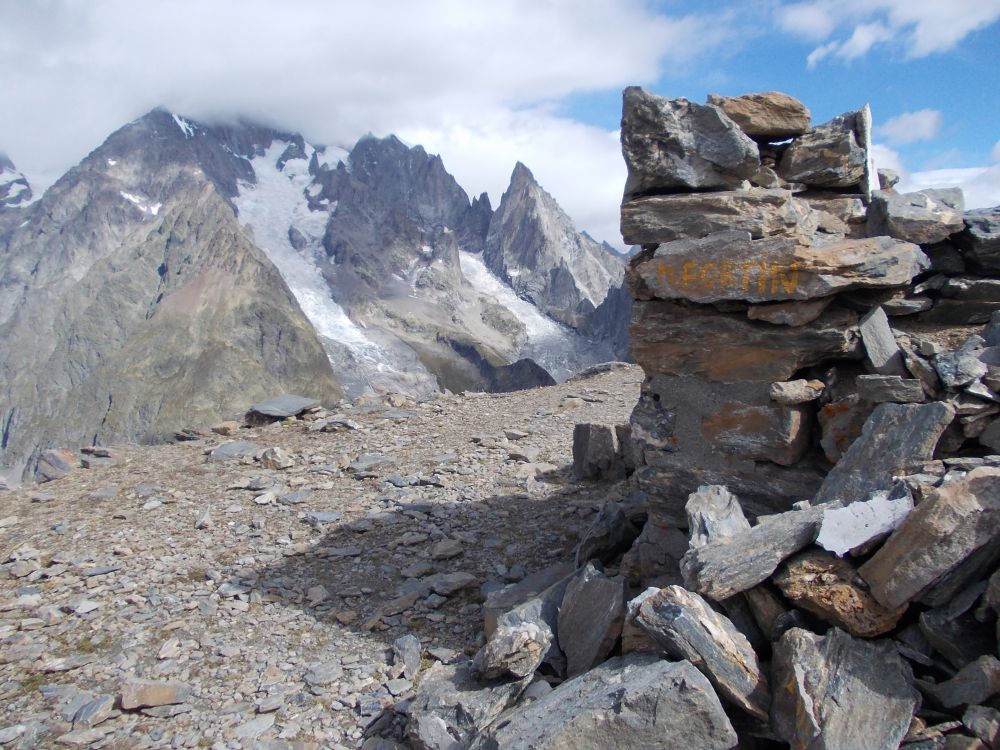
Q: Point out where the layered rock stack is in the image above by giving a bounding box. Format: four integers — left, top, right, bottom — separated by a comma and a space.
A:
394, 89, 1000, 749
622, 87, 999, 520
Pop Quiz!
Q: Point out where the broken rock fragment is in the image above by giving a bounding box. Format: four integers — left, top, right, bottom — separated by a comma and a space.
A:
774, 550, 907, 637
635, 585, 770, 720
772, 627, 918, 750
681, 506, 823, 601
859, 467, 1000, 609
557, 562, 624, 677
812, 401, 955, 507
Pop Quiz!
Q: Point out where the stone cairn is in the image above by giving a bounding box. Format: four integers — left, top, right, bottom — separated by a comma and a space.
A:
392, 90, 1000, 749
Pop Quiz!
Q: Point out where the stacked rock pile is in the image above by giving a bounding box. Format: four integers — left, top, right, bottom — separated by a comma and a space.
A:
393, 90, 1000, 749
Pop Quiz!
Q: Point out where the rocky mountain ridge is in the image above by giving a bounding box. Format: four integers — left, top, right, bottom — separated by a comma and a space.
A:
0, 109, 628, 482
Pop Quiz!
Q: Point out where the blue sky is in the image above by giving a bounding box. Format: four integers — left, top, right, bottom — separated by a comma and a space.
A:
1, 0, 998, 248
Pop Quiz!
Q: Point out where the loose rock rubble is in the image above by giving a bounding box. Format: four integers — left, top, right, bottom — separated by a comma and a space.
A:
0, 368, 642, 748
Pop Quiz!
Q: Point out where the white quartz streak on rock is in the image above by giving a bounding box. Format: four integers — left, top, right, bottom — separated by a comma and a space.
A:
816, 492, 912, 557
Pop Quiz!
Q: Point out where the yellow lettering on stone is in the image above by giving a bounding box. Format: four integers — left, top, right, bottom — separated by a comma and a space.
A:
779, 262, 799, 294
757, 262, 769, 296
682, 262, 698, 287
720, 260, 736, 289
700, 262, 718, 289
741, 262, 757, 292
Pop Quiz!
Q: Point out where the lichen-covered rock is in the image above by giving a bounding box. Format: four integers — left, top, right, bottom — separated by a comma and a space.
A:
774, 550, 907, 637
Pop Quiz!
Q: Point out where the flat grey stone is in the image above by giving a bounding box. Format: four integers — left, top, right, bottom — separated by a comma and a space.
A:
247, 395, 319, 419
685, 485, 750, 549
208, 441, 260, 462
867, 188, 965, 244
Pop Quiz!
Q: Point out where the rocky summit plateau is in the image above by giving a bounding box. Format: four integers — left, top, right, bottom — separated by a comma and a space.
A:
2, 87, 1000, 750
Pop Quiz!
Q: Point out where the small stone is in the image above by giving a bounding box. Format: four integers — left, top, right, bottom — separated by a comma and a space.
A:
73, 695, 114, 728
393, 634, 422, 681
815, 488, 912, 556
769, 378, 825, 404
428, 572, 477, 596
256, 694, 284, 713
211, 420, 241, 436
247, 395, 319, 420
260, 447, 294, 470
429, 538, 463, 560
232, 714, 275, 740
963, 705, 1000, 748
194, 507, 212, 529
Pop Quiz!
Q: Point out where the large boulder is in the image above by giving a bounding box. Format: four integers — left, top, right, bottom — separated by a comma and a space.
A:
772, 628, 918, 750
470, 655, 738, 750
628, 233, 928, 304
620, 87, 759, 198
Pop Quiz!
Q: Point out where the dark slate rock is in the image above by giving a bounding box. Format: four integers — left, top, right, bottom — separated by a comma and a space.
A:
208, 441, 261, 462
919, 656, 1000, 710
772, 627, 918, 750
469, 655, 738, 750
247, 394, 319, 419
557, 562, 625, 677
812, 402, 955, 507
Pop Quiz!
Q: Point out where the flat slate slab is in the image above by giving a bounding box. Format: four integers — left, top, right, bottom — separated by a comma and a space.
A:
247, 395, 319, 419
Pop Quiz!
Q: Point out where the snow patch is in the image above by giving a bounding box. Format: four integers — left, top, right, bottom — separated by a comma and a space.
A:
119, 191, 160, 216
459, 251, 614, 381
234, 142, 411, 394
107, 159, 117, 166
172, 114, 195, 138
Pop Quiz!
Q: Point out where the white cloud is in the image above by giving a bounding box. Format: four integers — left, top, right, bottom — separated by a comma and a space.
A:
875, 109, 943, 144
991, 140, 1000, 163
870, 143, 908, 177
0, 0, 738, 246
778, 0, 1000, 64
900, 165, 1000, 210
